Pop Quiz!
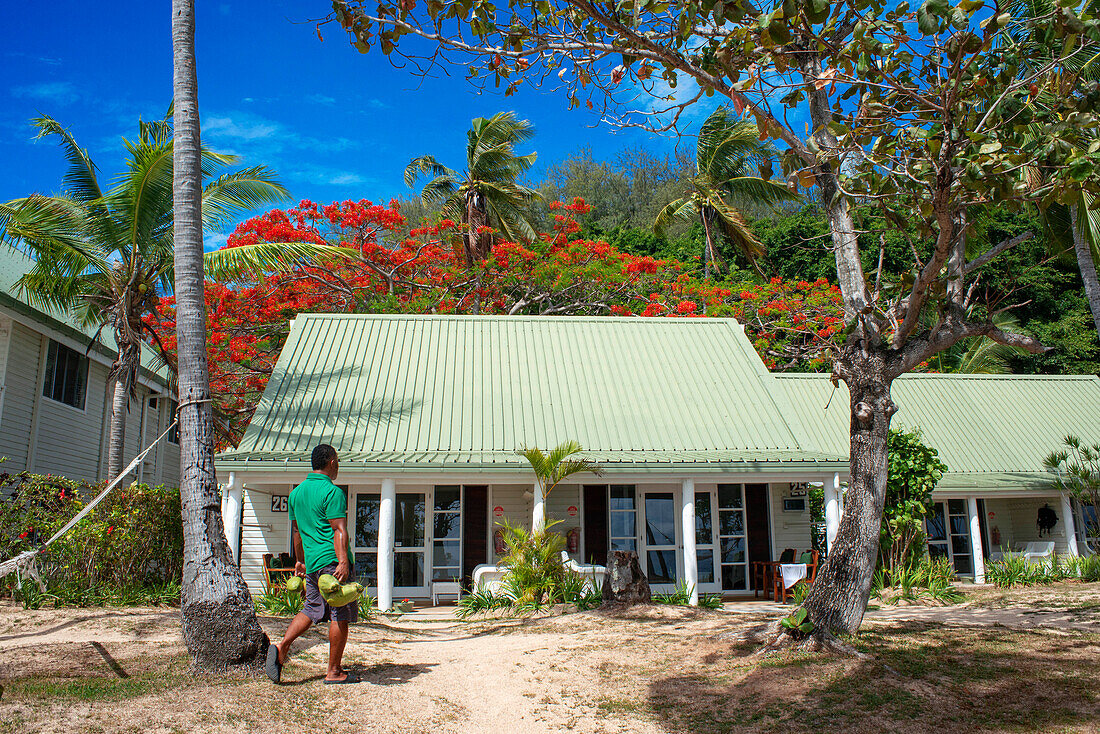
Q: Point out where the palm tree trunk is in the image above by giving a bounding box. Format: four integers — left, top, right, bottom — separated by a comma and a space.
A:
106, 376, 128, 480
1070, 204, 1100, 344
172, 0, 268, 672
700, 210, 715, 280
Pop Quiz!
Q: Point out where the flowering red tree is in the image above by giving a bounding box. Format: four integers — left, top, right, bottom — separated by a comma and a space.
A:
147, 197, 844, 443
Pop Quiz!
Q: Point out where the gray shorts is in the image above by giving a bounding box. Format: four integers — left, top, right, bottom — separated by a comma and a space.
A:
303, 562, 359, 624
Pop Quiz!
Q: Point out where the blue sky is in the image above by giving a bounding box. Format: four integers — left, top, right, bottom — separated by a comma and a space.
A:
0, 1, 716, 249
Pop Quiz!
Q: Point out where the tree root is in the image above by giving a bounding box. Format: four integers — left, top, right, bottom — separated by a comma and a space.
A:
722, 620, 869, 660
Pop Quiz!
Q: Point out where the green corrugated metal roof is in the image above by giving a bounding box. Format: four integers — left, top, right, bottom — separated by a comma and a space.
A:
219, 314, 844, 471
777, 372, 1100, 492
0, 247, 170, 385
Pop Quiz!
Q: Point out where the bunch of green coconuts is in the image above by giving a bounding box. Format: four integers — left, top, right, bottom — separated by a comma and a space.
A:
285, 574, 364, 607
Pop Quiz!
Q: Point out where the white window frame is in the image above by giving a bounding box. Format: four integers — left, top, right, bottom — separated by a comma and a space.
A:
41, 338, 89, 413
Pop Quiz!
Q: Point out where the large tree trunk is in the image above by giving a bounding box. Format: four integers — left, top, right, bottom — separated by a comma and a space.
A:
801, 348, 895, 634
700, 209, 714, 280
465, 191, 490, 264
1070, 204, 1100, 344
106, 375, 128, 480
172, 0, 268, 672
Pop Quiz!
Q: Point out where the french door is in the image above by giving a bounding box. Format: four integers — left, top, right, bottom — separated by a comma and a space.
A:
926, 499, 973, 576
352, 490, 430, 598
717, 484, 749, 592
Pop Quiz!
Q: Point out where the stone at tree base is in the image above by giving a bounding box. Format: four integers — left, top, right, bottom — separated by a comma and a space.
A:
601, 550, 651, 606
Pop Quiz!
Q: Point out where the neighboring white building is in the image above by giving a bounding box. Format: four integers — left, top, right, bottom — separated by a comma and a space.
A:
0, 248, 179, 487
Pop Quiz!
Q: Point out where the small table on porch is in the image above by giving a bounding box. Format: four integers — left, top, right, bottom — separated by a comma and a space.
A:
752, 561, 782, 600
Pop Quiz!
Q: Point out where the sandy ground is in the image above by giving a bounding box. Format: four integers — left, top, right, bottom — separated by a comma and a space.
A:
2, 588, 1100, 734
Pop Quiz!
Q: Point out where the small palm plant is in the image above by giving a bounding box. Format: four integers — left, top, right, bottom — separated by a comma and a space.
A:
519, 439, 602, 507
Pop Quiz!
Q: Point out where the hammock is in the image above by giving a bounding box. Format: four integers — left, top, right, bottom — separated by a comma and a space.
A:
0, 419, 179, 591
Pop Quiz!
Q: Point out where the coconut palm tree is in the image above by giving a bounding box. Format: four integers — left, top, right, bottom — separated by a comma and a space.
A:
0, 114, 340, 481
171, 0, 268, 672
654, 106, 797, 279
404, 111, 541, 266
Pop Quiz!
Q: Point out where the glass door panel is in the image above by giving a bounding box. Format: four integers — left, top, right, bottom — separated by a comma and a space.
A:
947, 499, 972, 575
432, 486, 462, 583
643, 492, 678, 589
718, 484, 748, 591
353, 492, 380, 587
394, 493, 426, 592
694, 490, 720, 593
609, 485, 637, 552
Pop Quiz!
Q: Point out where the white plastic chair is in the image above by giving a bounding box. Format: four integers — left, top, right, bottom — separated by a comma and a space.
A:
561, 551, 607, 593
471, 564, 507, 594
1022, 541, 1056, 562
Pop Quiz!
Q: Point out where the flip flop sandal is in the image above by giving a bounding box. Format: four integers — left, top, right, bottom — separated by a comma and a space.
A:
265, 645, 282, 684
323, 674, 358, 685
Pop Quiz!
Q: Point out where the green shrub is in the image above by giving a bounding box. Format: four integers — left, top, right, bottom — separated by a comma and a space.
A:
0, 471, 183, 607
986, 555, 1085, 587
872, 556, 962, 603
652, 581, 723, 609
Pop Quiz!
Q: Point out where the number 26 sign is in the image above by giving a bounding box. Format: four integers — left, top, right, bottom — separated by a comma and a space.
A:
271, 495, 288, 513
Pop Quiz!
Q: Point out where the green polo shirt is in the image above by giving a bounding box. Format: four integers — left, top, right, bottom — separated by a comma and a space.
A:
289, 472, 353, 573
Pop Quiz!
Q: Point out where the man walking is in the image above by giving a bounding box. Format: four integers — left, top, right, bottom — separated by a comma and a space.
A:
266, 444, 357, 684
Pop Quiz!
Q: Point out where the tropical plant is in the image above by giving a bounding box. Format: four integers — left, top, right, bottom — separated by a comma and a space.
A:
871, 557, 963, 603
1045, 434, 1100, 548
0, 113, 341, 480
880, 429, 947, 575
652, 581, 724, 610
255, 584, 305, 617
519, 440, 600, 530
985, 554, 1069, 587
171, 0, 268, 672
925, 314, 1029, 374
653, 106, 796, 278
404, 111, 541, 266
496, 518, 570, 607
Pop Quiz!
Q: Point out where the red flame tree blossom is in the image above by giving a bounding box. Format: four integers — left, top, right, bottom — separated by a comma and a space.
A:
146, 197, 843, 443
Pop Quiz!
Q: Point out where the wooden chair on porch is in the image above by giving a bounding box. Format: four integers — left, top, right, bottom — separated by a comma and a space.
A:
773, 550, 818, 604
753, 548, 797, 599
262, 552, 296, 592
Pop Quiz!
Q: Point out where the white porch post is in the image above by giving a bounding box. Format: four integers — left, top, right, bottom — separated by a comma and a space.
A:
824, 473, 841, 553
222, 472, 243, 564
532, 482, 546, 533
681, 478, 698, 606
1061, 493, 1080, 558
378, 478, 396, 611
967, 496, 986, 583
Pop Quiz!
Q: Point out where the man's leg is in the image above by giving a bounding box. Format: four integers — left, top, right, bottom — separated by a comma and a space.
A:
326, 620, 349, 681
276, 612, 314, 664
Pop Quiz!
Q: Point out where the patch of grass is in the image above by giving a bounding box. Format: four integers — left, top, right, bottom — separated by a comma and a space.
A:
4, 654, 202, 703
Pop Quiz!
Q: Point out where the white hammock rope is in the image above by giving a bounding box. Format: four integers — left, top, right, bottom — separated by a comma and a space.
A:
0, 417, 181, 591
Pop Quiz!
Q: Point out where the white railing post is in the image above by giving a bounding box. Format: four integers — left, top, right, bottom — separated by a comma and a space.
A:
532, 482, 546, 533
223, 472, 243, 564
967, 496, 986, 583
1061, 493, 1080, 558
824, 473, 841, 553
377, 478, 396, 611
681, 478, 698, 606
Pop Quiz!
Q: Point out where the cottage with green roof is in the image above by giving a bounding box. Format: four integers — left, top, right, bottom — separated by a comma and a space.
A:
218, 313, 1100, 606
0, 247, 178, 487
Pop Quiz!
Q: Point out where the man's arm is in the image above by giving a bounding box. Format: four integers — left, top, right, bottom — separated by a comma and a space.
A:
291, 519, 306, 577
328, 517, 350, 582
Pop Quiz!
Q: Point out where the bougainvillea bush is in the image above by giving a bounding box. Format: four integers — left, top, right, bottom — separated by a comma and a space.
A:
0, 470, 183, 607
145, 197, 846, 444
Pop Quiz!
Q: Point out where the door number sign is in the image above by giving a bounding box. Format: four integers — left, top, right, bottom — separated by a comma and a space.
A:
271, 495, 289, 513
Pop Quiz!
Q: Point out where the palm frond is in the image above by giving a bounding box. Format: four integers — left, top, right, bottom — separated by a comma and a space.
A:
404, 155, 455, 187
201, 166, 291, 229
201, 241, 359, 281
31, 115, 104, 204
653, 197, 695, 236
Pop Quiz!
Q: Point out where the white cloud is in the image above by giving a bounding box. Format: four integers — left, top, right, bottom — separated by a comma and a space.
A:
11, 81, 79, 106
204, 232, 229, 252
327, 172, 367, 185
205, 115, 279, 140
